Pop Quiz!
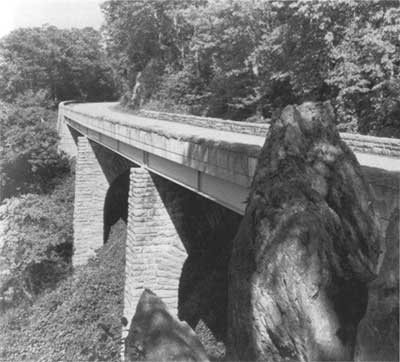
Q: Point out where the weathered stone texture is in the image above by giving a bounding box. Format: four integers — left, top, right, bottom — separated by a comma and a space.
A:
364, 168, 399, 227
73, 138, 134, 266
123, 168, 241, 354
73, 137, 109, 266
123, 168, 187, 331
139, 109, 270, 136
356, 169, 399, 361
125, 289, 209, 362
228, 102, 385, 362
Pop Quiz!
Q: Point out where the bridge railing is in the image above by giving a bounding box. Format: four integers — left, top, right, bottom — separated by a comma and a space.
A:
340, 133, 400, 158
139, 109, 400, 158
58, 101, 400, 214
59, 101, 400, 160
138, 109, 270, 136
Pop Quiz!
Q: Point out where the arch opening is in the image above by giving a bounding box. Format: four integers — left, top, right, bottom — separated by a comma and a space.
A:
103, 169, 131, 244
148, 173, 243, 345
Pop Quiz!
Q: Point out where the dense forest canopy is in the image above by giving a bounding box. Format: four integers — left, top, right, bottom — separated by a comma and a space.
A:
101, 0, 400, 136
0, 26, 116, 102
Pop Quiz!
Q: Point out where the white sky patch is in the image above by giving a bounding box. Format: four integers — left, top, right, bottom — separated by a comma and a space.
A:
0, 1, 17, 38
0, 0, 104, 38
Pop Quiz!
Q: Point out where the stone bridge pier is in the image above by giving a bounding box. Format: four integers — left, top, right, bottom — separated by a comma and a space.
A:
71, 133, 242, 343
124, 168, 242, 340
73, 136, 134, 265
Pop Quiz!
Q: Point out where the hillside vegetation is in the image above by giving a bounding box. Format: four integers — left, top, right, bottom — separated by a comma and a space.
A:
102, 0, 400, 136
0, 24, 119, 308
0, 174, 74, 310
0, 23, 124, 362
0, 221, 126, 362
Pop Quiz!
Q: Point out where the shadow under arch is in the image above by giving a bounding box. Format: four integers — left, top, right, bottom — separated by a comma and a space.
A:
103, 169, 131, 244
177, 194, 242, 343
149, 173, 243, 343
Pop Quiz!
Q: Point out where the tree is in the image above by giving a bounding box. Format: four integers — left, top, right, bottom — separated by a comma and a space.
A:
179, 0, 262, 119
102, 0, 400, 135
327, 2, 400, 135
0, 26, 117, 102
0, 220, 124, 362
0, 174, 74, 307
101, 0, 202, 106
0, 93, 70, 200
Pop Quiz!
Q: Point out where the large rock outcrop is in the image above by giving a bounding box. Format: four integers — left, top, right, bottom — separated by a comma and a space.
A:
227, 102, 385, 361
125, 289, 209, 362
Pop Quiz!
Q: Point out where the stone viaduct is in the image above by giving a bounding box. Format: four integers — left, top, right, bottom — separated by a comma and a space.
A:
57, 101, 399, 358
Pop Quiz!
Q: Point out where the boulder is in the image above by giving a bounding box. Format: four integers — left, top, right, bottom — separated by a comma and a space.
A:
125, 289, 209, 362
355, 207, 399, 361
227, 102, 385, 361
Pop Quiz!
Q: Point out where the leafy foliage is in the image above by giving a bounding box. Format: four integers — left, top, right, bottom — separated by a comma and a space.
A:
327, 2, 400, 134
102, 0, 400, 134
0, 173, 74, 308
0, 26, 117, 102
0, 94, 70, 200
0, 221, 125, 362
101, 0, 199, 110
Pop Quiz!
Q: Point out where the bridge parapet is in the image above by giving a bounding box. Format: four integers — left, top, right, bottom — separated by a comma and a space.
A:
58, 101, 400, 215
341, 133, 400, 157
139, 109, 400, 158
59, 101, 262, 214
138, 109, 270, 136
60, 102, 400, 158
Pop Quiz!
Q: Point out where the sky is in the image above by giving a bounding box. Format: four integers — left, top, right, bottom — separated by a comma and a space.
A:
0, 0, 105, 38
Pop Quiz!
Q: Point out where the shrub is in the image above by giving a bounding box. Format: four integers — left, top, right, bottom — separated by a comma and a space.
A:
0, 98, 70, 200
0, 173, 74, 308
0, 221, 126, 362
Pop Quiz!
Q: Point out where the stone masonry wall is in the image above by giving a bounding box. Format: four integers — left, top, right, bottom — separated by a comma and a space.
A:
138, 109, 400, 157
138, 109, 270, 136
73, 137, 109, 266
73, 138, 134, 266
123, 168, 188, 331
123, 167, 242, 348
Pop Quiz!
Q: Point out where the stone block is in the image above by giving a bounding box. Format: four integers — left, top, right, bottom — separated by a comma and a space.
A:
73, 137, 109, 266
123, 168, 188, 336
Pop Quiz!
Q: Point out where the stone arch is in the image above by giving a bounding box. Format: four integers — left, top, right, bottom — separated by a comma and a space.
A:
87, 140, 138, 244
73, 136, 136, 265
176, 193, 242, 342
123, 168, 242, 350
103, 169, 131, 244
133, 171, 243, 341
89, 140, 134, 184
